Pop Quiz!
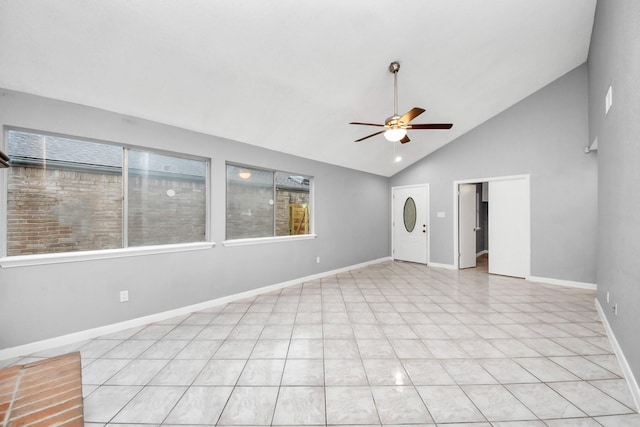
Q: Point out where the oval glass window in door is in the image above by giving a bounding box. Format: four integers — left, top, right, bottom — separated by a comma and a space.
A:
403, 197, 417, 232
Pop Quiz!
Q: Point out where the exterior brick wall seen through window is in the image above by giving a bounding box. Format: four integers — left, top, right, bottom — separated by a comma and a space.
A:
5, 130, 207, 256
226, 164, 311, 240
7, 166, 123, 256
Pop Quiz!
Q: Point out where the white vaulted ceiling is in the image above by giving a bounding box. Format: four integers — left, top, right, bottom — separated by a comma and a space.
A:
0, 0, 596, 176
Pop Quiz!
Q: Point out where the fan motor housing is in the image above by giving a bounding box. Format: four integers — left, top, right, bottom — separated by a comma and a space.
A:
385, 114, 404, 127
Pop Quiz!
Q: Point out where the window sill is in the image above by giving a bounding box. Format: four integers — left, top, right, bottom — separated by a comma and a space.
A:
0, 242, 215, 269
223, 234, 317, 247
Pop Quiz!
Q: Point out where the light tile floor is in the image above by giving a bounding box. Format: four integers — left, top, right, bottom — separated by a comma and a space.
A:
2, 260, 639, 426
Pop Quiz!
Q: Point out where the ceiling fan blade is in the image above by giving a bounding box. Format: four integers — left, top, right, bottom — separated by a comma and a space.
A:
400, 135, 411, 144
409, 123, 453, 130
349, 122, 386, 127
355, 130, 385, 142
399, 107, 425, 124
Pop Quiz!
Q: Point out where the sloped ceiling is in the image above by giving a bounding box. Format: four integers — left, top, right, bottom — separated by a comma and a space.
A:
0, 0, 596, 176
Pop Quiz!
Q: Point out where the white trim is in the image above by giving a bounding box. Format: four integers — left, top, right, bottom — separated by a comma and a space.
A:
476, 250, 489, 257
453, 174, 531, 275
428, 262, 457, 270
0, 242, 215, 269
595, 298, 640, 412
0, 256, 391, 361
0, 129, 7, 259
223, 234, 317, 247
527, 276, 597, 291
391, 183, 432, 189
122, 148, 129, 246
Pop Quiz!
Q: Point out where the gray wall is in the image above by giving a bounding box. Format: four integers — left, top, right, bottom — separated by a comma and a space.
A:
391, 64, 598, 284
0, 89, 391, 349
589, 0, 640, 384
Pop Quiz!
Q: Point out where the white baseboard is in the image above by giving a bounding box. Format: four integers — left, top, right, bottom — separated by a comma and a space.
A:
0, 257, 391, 361
595, 298, 640, 412
428, 262, 457, 270
476, 250, 489, 257
527, 275, 597, 291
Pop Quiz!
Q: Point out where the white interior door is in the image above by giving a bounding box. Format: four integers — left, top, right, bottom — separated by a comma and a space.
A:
458, 184, 477, 269
393, 186, 428, 264
488, 178, 529, 278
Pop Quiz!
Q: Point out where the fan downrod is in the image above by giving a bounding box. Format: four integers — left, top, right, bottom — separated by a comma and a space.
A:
348, 60, 453, 143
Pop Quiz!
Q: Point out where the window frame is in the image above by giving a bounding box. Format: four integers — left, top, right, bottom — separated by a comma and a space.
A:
223, 162, 316, 246
0, 126, 213, 267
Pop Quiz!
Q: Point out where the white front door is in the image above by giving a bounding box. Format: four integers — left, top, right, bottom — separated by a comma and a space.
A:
393, 185, 428, 264
458, 183, 477, 269
489, 178, 530, 278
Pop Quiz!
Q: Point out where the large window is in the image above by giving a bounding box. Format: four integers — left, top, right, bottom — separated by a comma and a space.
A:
226, 164, 311, 240
4, 129, 208, 256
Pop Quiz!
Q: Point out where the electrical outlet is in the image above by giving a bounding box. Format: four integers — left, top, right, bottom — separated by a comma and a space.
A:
316, 257, 320, 264
606, 291, 610, 303
120, 290, 129, 302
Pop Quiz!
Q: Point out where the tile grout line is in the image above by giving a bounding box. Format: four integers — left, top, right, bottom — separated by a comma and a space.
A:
11, 260, 640, 425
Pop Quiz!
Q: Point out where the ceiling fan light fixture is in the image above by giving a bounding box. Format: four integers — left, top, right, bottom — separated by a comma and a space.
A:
349, 62, 453, 143
384, 128, 407, 142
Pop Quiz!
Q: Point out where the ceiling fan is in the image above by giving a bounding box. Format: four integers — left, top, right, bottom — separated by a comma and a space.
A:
350, 61, 453, 144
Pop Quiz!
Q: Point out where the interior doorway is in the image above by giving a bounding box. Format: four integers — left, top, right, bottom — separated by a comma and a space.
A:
454, 175, 530, 278
458, 183, 488, 269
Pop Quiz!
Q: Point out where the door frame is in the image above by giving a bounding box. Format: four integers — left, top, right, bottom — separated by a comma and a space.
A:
458, 183, 478, 269
452, 174, 530, 275
392, 184, 430, 264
